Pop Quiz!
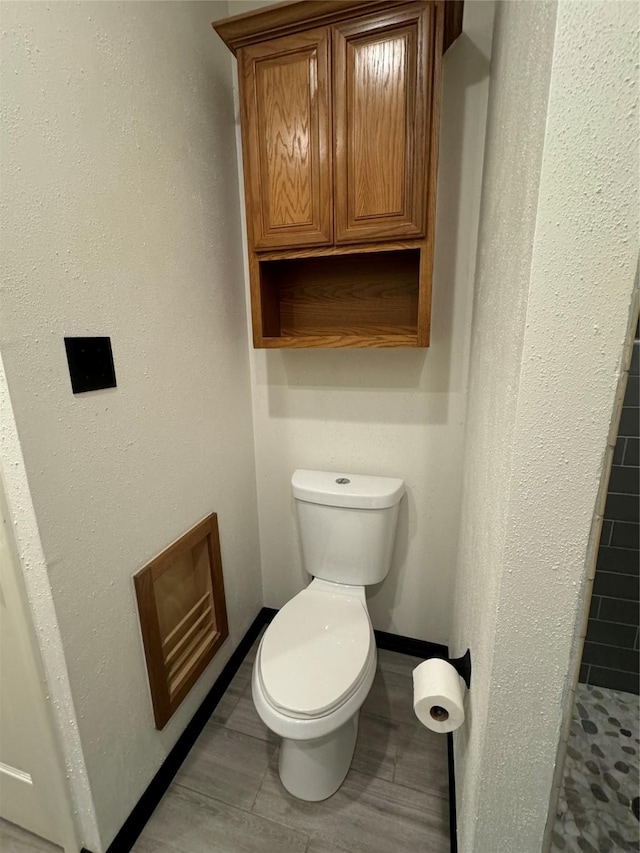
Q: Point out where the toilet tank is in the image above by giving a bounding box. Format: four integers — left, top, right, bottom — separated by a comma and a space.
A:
291, 470, 404, 586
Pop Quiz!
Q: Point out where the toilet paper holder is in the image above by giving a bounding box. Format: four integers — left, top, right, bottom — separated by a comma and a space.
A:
444, 649, 472, 689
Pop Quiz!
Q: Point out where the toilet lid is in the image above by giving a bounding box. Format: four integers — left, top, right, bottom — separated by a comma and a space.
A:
260, 588, 372, 717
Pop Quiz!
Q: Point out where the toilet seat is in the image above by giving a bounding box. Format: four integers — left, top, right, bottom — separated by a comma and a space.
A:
258, 587, 373, 719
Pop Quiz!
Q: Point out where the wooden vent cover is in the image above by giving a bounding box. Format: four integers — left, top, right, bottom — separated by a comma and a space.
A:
134, 513, 228, 729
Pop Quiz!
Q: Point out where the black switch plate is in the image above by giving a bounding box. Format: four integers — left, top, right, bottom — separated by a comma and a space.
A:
64, 337, 116, 394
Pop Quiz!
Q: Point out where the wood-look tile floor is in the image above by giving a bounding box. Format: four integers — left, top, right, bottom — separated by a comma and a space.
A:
0, 819, 62, 853
0, 637, 450, 853
134, 638, 450, 853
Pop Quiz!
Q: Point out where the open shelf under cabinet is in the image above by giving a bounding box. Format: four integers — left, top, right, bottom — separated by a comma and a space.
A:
255, 245, 430, 348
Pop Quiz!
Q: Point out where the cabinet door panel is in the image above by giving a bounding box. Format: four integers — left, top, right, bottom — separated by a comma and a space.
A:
334, 6, 434, 243
239, 29, 332, 250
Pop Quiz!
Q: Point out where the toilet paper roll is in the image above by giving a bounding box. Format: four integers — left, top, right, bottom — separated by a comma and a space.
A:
412, 658, 465, 734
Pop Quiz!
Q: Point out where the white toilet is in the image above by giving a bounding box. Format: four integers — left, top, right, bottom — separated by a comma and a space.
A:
252, 469, 404, 801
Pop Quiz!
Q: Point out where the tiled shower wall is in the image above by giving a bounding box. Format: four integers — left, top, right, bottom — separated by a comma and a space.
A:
580, 325, 639, 695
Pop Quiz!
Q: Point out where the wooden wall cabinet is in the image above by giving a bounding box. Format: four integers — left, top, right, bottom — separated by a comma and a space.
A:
213, 1, 463, 348
240, 28, 333, 250
333, 6, 430, 243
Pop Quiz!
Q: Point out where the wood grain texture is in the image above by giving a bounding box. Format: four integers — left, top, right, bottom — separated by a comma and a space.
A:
134, 514, 229, 729
416, 0, 444, 347
257, 237, 424, 262
132, 785, 309, 853
395, 722, 449, 798
129, 641, 451, 853
248, 252, 271, 346
250, 239, 428, 347
334, 5, 434, 243
260, 57, 314, 228
239, 29, 332, 250
134, 566, 171, 730
352, 31, 409, 219
224, 679, 279, 744
174, 723, 276, 810
416, 223, 433, 346
0, 820, 62, 853
277, 257, 419, 335
216, 1, 451, 350
351, 713, 399, 781
261, 334, 419, 348
206, 511, 228, 643
252, 763, 449, 853
258, 248, 421, 345
212, 1, 419, 55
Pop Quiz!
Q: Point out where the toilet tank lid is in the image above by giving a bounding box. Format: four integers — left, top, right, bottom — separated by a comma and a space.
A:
291, 469, 404, 509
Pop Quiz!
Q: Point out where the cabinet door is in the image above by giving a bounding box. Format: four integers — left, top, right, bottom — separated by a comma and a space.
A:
333, 5, 434, 243
239, 29, 333, 251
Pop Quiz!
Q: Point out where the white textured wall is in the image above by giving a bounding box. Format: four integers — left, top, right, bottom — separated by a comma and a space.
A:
1, 2, 261, 849
230, 0, 495, 643
450, 2, 639, 851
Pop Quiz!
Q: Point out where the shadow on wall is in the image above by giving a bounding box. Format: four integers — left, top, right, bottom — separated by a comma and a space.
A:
368, 490, 413, 622
260, 32, 491, 426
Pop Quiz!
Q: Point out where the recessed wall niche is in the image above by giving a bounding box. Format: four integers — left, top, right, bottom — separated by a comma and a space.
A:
134, 513, 228, 729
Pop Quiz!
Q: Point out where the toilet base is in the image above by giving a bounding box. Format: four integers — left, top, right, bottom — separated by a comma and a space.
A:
278, 712, 359, 801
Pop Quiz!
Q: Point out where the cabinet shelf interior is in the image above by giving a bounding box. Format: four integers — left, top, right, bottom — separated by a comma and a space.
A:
258, 248, 421, 342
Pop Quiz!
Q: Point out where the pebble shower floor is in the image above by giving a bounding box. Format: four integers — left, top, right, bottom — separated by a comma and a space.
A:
551, 682, 640, 852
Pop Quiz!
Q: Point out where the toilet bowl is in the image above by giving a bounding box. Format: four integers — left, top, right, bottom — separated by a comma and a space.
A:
252, 470, 404, 801
252, 579, 377, 801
